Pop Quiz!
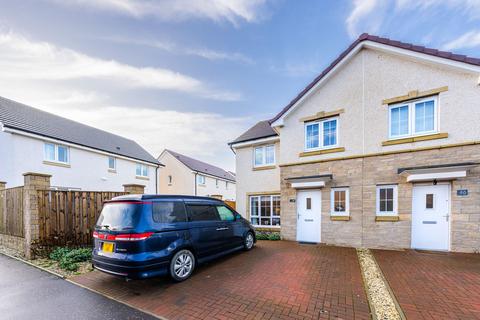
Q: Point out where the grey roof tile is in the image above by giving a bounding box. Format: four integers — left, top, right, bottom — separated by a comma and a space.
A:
164, 149, 235, 182
0, 96, 160, 165
229, 120, 277, 145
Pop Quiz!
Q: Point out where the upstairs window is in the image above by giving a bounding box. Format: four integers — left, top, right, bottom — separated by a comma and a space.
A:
108, 156, 116, 170
136, 163, 148, 177
254, 144, 275, 167
44, 143, 69, 164
389, 97, 437, 139
305, 118, 338, 151
197, 175, 206, 185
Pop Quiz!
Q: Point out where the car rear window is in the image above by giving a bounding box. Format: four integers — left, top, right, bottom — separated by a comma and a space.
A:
152, 201, 187, 223
187, 204, 219, 222
96, 202, 141, 231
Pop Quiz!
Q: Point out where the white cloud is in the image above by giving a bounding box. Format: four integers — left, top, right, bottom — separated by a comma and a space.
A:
346, 0, 379, 39
48, 0, 270, 25
346, 0, 480, 39
0, 31, 240, 100
442, 30, 480, 50
105, 36, 254, 64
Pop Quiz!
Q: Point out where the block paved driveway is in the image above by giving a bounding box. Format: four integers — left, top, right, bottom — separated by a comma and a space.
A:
373, 249, 480, 320
72, 241, 370, 320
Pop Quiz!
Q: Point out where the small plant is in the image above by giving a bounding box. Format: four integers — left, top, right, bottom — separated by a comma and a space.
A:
49, 247, 92, 272
255, 231, 281, 241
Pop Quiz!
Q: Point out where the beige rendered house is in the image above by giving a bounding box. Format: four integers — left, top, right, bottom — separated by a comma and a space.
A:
158, 149, 236, 201
229, 34, 480, 253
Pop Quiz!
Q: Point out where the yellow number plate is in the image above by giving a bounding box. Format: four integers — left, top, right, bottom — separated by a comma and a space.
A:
102, 242, 114, 253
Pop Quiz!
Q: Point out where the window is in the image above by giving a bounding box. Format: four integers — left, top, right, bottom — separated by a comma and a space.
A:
216, 179, 219, 188
389, 97, 437, 138
197, 175, 206, 185
306, 198, 312, 210
136, 163, 148, 177
187, 205, 219, 221
108, 156, 116, 170
216, 206, 235, 221
331, 188, 350, 216
226, 181, 228, 189
168, 175, 173, 184
376, 185, 398, 216
426, 194, 434, 209
305, 118, 338, 151
254, 144, 275, 167
44, 143, 69, 164
249, 195, 280, 226
152, 201, 187, 223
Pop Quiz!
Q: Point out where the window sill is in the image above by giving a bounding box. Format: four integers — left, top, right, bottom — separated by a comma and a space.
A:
375, 216, 399, 222
299, 147, 345, 157
253, 165, 276, 171
43, 160, 71, 168
108, 169, 117, 173
382, 133, 448, 146
135, 176, 149, 181
330, 215, 350, 221
253, 226, 281, 231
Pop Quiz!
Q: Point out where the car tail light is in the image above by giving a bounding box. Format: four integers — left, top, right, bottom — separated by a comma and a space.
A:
93, 231, 153, 241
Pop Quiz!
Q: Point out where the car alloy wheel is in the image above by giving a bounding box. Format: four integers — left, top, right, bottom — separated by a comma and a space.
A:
170, 250, 195, 281
245, 232, 254, 250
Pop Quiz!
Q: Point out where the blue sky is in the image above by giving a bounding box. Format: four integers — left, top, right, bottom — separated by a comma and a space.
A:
1, 0, 479, 171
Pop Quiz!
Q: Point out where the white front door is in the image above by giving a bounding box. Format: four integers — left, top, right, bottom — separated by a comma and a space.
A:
296, 190, 321, 243
411, 184, 450, 251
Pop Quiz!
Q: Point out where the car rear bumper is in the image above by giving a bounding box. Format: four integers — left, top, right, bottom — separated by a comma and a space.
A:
92, 256, 169, 279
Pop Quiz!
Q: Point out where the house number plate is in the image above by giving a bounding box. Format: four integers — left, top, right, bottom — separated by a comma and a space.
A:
457, 189, 468, 196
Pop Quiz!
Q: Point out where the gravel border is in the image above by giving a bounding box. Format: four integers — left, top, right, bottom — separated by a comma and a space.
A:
357, 248, 405, 320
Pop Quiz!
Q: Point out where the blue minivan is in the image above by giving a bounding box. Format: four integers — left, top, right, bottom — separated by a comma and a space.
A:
92, 195, 256, 281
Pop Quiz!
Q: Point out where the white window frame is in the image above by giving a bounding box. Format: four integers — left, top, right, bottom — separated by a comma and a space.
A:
249, 195, 281, 227
376, 185, 398, 216
108, 156, 116, 170
388, 96, 438, 139
197, 175, 206, 185
330, 187, 350, 216
44, 142, 69, 164
136, 163, 149, 177
304, 117, 339, 151
253, 144, 275, 168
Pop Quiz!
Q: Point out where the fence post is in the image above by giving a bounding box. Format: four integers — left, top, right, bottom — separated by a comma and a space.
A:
0, 181, 6, 190
23, 172, 51, 259
122, 184, 145, 194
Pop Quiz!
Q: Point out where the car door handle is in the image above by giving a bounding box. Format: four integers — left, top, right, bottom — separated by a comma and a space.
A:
216, 227, 229, 231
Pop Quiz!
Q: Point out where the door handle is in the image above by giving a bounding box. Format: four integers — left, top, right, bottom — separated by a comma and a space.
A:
442, 214, 449, 222
216, 227, 229, 231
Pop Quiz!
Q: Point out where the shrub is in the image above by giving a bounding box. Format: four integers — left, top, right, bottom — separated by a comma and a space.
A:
49, 247, 92, 272
267, 233, 281, 241
255, 231, 280, 241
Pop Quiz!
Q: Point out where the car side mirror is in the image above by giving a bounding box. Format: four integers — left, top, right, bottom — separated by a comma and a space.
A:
235, 214, 242, 220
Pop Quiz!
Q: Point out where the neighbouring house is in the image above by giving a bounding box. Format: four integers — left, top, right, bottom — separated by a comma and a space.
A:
158, 149, 236, 201
0, 96, 162, 192
229, 34, 480, 253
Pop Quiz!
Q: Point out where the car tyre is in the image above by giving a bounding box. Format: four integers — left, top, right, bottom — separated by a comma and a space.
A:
244, 232, 255, 251
170, 249, 195, 282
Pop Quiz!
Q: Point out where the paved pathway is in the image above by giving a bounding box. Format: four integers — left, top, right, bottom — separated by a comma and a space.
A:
373, 249, 480, 320
0, 254, 157, 320
72, 241, 370, 320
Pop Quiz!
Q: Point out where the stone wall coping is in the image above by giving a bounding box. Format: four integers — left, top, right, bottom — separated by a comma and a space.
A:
22, 172, 52, 178
122, 183, 146, 187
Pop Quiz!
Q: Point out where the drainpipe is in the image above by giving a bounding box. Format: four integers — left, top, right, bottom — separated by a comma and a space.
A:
194, 172, 198, 196
155, 165, 159, 194
229, 144, 236, 155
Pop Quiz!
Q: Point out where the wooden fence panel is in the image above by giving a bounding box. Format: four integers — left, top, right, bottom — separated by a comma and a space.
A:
37, 190, 127, 247
0, 187, 24, 237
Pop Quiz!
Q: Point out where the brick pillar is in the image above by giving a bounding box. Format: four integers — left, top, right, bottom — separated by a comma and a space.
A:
0, 181, 6, 190
123, 184, 145, 194
23, 172, 51, 259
